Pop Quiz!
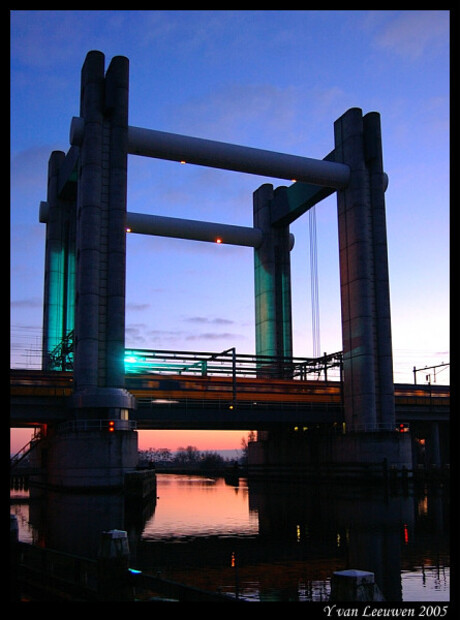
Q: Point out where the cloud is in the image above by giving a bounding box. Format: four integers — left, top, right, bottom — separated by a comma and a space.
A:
185, 332, 244, 342
372, 11, 449, 60
185, 317, 234, 325
126, 302, 151, 312
169, 82, 302, 149
125, 324, 149, 347
11, 146, 52, 191
11, 10, 91, 69
11, 298, 42, 308
182, 316, 245, 343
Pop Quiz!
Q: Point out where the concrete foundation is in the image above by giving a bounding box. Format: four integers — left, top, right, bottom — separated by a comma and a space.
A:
30, 428, 139, 492
247, 430, 412, 480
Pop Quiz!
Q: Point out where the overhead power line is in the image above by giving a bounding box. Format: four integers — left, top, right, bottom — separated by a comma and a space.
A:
413, 361, 450, 384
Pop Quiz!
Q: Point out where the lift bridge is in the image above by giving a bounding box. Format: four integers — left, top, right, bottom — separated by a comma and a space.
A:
10, 51, 450, 488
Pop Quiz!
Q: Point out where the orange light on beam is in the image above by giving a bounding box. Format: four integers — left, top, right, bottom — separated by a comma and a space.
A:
216, 238, 223, 244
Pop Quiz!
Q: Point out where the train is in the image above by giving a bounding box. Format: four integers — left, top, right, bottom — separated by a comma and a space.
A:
10, 369, 450, 409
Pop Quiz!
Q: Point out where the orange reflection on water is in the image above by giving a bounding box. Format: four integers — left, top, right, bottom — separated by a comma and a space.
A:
142, 474, 258, 541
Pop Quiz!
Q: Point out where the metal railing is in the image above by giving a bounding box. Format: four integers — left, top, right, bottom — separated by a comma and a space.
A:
46, 330, 74, 371
124, 347, 343, 381
36, 329, 345, 381
10, 429, 44, 470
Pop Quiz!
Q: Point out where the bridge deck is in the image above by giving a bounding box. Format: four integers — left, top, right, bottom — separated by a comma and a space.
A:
10, 369, 449, 429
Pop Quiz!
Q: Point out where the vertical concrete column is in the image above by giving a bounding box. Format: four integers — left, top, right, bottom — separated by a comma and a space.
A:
74, 50, 105, 392
334, 108, 377, 430
429, 422, 441, 467
42, 151, 76, 370
364, 112, 395, 428
104, 56, 129, 389
40, 52, 136, 491
72, 50, 134, 416
253, 183, 293, 374
334, 108, 395, 432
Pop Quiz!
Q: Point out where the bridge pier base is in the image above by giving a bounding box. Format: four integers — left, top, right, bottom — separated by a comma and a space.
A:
247, 430, 412, 481
29, 424, 139, 492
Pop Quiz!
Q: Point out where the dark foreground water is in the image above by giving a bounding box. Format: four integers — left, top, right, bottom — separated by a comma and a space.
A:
11, 474, 450, 603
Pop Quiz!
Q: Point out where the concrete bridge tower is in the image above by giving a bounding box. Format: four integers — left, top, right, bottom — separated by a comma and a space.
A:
36, 51, 138, 491
334, 108, 395, 434
248, 108, 412, 478
36, 50, 411, 483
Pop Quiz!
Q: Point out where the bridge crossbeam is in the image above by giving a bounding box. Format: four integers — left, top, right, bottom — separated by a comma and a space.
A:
69, 117, 351, 189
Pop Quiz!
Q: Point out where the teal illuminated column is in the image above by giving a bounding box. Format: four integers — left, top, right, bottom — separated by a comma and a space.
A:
253, 183, 293, 375
334, 108, 395, 431
41, 151, 76, 370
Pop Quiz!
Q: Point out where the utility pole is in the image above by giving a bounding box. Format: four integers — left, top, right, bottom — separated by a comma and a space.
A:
413, 362, 449, 384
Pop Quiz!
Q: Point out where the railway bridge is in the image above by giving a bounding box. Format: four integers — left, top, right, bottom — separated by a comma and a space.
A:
11, 349, 450, 478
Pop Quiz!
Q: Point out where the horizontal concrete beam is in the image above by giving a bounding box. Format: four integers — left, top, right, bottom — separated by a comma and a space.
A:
40, 203, 294, 249
126, 211, 264, 248
70, 116, 350, 189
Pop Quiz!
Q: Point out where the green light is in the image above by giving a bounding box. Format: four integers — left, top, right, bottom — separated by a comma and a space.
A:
124, 355, 142, 373
124, 353, 153, 373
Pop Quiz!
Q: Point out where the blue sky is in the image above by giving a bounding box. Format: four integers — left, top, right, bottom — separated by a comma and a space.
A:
11, 10, 450, 397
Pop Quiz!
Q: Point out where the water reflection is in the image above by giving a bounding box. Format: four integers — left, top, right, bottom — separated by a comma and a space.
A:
142, 475, 257, 540
248, 480, 411, 601
11, 475, 449, 602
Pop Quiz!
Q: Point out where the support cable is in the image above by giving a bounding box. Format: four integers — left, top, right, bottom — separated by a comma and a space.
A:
309, 206, 321, 359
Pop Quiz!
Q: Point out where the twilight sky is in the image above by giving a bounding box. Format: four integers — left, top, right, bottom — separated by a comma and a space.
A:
10, 10, 450, 452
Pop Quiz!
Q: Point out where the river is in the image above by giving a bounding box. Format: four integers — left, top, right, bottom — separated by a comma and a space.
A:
10, 473, 449, 603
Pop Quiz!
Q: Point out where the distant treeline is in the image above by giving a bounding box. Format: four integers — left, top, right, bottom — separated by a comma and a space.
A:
138, 445, 247, 472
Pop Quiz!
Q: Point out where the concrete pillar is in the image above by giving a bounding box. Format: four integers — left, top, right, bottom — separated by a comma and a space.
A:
41, 151, 76, 370
253, 184, 293, 375
364, 112, 395, 428
105, 55, 130, 389
72, 51, 134, 417
334, 108, 395, 431
74, 50, 105, 393
429, 422, 441, 467
45, 51, 138, 492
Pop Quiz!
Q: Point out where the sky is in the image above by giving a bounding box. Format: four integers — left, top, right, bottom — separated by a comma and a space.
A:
10, 10, 450, 454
